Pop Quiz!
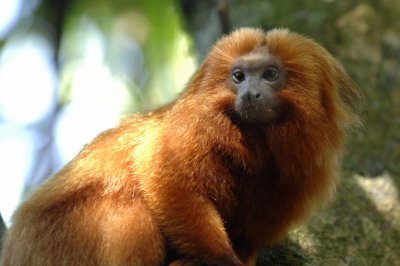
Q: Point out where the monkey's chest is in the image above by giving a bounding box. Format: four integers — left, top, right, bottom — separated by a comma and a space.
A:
226, 180, 303, 247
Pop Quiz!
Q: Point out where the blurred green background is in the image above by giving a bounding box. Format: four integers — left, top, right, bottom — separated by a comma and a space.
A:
0, 0, 399, 265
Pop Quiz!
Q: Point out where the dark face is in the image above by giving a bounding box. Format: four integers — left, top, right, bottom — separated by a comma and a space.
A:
229, 48, 286, 124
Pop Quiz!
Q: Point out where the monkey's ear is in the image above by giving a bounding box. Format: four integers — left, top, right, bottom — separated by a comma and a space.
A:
333, 62, 364, 128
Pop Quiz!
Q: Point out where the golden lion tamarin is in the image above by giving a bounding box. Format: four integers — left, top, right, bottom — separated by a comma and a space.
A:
1, 28, 362, 266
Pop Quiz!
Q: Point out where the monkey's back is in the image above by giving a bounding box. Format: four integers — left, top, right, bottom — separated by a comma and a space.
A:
0, 114, 167, 266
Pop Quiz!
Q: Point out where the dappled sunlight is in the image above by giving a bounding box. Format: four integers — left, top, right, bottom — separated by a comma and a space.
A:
0, 0, 22, 38
355, 173, 400, 228
289, 226, 318, 254
172, 33, 197, 92
55, 17, 134, 168
0, 33, 57, 125
147, 31, 196, 106
0, 128, 34, 226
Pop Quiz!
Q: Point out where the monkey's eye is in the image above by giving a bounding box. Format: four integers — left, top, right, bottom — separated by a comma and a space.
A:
263, 68, 279, 82
232, 70, 245, 83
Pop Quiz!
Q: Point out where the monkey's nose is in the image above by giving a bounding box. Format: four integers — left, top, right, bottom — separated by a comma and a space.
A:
241, 90, 262, 105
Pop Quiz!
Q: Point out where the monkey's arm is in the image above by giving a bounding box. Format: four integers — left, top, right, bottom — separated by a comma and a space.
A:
141, 181, 242, 266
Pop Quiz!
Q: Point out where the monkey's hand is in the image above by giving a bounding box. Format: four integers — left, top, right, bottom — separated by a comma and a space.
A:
141, 184, 242, 266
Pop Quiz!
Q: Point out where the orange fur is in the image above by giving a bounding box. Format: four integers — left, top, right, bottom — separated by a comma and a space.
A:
1, 28, 361, 266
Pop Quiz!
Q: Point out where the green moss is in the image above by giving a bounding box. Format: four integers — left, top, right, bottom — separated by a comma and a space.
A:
258, 173, 400, 265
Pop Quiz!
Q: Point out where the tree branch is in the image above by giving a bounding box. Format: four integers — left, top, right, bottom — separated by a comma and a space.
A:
216, 0, 231, 34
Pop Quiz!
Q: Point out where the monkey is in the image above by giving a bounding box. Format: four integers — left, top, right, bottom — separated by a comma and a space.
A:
0, 28, 362, 266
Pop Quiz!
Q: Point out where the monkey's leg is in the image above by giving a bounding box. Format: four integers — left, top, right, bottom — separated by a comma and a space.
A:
1, 196, 165, 266
94, 196, 166, 265
142, 187, 243, 266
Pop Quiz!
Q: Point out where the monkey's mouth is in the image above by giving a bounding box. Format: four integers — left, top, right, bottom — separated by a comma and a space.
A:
228, 105, 282, 126
245, 107, 277, 123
